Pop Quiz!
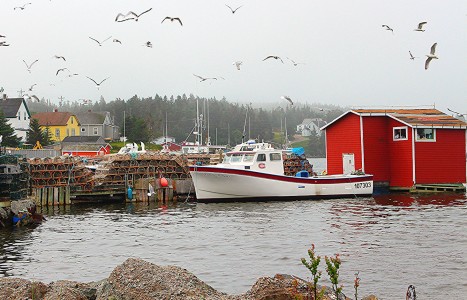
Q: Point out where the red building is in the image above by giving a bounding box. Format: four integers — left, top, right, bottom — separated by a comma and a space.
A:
321, 108, 467, 190
61, 136, 112, 157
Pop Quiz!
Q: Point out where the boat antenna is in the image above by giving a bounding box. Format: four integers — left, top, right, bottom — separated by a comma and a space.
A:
241, 103, 250, 143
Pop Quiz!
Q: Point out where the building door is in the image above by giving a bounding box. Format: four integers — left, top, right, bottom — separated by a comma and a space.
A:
342, 153, 355, 174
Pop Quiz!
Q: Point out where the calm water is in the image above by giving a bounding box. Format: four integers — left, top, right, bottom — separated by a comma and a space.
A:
0, 193, 466, 299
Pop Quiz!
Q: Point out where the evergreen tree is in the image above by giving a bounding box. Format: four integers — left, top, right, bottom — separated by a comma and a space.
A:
0, 109, 21, 147
26, 118, 51, 146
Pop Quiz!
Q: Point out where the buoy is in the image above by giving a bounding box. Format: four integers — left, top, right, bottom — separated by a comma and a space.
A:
160, 177, 169, 187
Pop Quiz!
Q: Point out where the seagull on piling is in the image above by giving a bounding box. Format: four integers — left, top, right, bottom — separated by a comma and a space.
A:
89, 36, 112, 47
281, 96, 293, 106
424, 42, 438, 70
414, 22, 427, 32
382, 24, 394, 33
225, 4, 243, 14
23, 59, 38, 73
86, 76, 110, 89
233, 61, 243, 70
263, 55, 284, 63
161, 17, 183, 26
115, 8, 153, 22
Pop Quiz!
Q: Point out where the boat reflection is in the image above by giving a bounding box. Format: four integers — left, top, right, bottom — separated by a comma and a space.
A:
373, 192, 466, 207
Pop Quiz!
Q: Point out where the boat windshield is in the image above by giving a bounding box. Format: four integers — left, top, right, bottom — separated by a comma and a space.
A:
230, 153, 244, 163
243, 153, 255, 162
222, 154, 231, 163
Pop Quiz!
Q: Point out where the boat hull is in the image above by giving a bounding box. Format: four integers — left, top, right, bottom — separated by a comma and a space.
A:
189, 166, 373, 202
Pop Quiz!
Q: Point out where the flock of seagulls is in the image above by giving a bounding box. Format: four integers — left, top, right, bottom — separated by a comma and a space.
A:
382, 21, 438, 70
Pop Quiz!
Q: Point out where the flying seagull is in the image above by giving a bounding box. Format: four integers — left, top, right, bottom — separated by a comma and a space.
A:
281, 96, 293, 106
115, 8, 153, 22
424, 42, 438, 70
23, 94, 40, 102
414, 22, 427, 32
233, 61, 243, 70
56, 68, 69, 76
28, 83, 37, 91
14, 3, 31, 10
263, 55, 284, 63
286, 57, 305, 66
67, 73, 79, 77
54, 55, 66, 61
86, 76, 110, 89
382, 24, 394, 33
89, 36, 112, 46
193, 74, 217, 82
447, 108, 467, 118
161, 17, 183, 26
409, 51, 416, 60
144, 41, 153, 48
23, 59, 38, 73
113, 39, 122, 44
225, 4, 243, 14
0, 42, 9, 47
0, 35, 5, 38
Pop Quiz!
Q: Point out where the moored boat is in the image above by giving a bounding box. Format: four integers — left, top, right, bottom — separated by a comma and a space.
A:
189, 143, 373, 202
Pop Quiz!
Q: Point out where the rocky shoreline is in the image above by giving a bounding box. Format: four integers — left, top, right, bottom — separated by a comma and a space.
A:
0, 258, 379, 300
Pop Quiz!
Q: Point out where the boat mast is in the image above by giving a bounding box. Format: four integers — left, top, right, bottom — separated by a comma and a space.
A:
242, 105, 248, 144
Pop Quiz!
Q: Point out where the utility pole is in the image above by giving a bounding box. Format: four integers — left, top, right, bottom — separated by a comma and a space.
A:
58, 96, 65, 107
123, 110, 126, 143
17, 89, 25, 97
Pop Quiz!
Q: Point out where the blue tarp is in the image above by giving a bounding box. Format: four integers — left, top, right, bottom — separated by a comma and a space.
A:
291, 147, 305, 156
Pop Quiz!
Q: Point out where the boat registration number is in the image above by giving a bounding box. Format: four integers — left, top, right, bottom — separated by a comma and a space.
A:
354, 182, 371, 189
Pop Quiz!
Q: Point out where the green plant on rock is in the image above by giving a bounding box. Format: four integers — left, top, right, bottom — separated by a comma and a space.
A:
325, 254, 343, 300
301, 244, 325, 300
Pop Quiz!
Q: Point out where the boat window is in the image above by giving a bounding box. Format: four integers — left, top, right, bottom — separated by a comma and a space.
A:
230, 153, 243, 162
270, 153, 282, 161
257, 154, 266, 162
243, 153, 255, 162
222, 155, 231, 163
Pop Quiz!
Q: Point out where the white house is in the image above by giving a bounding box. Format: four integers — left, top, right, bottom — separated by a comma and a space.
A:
296, 118, 326, 137
0, 95, 31, 141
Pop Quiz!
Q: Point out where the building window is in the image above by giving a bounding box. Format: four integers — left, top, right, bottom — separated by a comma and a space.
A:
23, 112, 27, 120
71, 129, 75, 136
66, 129, 69, 136
71, 117, 73, 124
55, 129, 60, 138
393, 127, 408, 141
416, 128, 436, 141
81, 128, 86, 132
18, 114, 20, 120
93, 127, 98, 135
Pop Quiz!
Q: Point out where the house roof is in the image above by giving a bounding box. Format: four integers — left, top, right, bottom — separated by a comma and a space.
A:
32, 111, 79, 126
62, 144, 109, 152
62, 136, 105, 144
0, 98, 30, 118
322, 108, 467, 130
75, 111, 106, 125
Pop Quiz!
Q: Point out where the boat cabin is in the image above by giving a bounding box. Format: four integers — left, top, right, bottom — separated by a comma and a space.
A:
220, 149, 285, 175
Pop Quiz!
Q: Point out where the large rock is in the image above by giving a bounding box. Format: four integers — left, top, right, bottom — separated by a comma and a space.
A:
0, 278, 48, 300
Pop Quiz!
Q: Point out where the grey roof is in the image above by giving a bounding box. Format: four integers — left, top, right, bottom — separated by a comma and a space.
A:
0, 98, 29, 118
62, 136, 105, 144
75, 111, 106, 125
62, 144, 108, 152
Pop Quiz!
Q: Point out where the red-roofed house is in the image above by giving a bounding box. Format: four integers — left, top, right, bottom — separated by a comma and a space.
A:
321, 108, 467, 190
31, 110, 80, 142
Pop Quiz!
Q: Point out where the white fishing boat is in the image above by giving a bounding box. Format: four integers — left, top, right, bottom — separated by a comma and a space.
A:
189, 143, 373, 202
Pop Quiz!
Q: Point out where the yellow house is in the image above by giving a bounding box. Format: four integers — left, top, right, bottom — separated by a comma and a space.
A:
32, 111, 80, 142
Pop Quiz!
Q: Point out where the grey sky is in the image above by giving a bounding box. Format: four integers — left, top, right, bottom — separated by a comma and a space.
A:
1, 0, 466, 113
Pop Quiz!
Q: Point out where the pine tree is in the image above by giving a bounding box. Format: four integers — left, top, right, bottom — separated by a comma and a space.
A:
26, 118, 51, 146
0, 109, 21, 147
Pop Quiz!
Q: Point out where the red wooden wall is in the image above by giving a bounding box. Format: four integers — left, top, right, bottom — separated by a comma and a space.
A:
361, 116, 390, 182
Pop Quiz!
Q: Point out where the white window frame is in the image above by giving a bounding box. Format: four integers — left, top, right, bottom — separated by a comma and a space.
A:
393, 126, 408, 141
93, 127, 98, 135
415, 128, 436, 142
55, 129, 60, 138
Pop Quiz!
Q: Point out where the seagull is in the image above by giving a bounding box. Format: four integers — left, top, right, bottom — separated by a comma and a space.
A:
115, 8, 153, 22
28, 83, 37, 91
56, 68, 69, 76
144, 41, 153, 48
233, 61, 243, 70
23, 59, 38, 73
225, 4, 243, 14
89, 36, 112, 47
414, 22, 427, 32
424, 42, 438, 70
23, 94, 40, 102
54, 55, 66, 61
86, 76, 110, 89
67, 73, 79, 77
447, 108, 467, 118
263, 55, 284, 63
193, 74, 217, 82
161, 17, 183, 26
281, 96, 293, 106
382, 24, 394, 33
0, 35, 5, 38
14, 3, 31, 10
409, 51, 416, 60
148, 183, 155, 197
0, 42, 9, 47
286, 57, 305, 66
113, 39, 122, 44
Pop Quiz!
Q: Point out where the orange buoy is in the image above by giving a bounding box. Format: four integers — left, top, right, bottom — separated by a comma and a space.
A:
160, 177, 169, 187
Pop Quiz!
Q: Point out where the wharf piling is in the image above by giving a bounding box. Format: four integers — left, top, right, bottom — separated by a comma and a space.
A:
34, 186, 71, 206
